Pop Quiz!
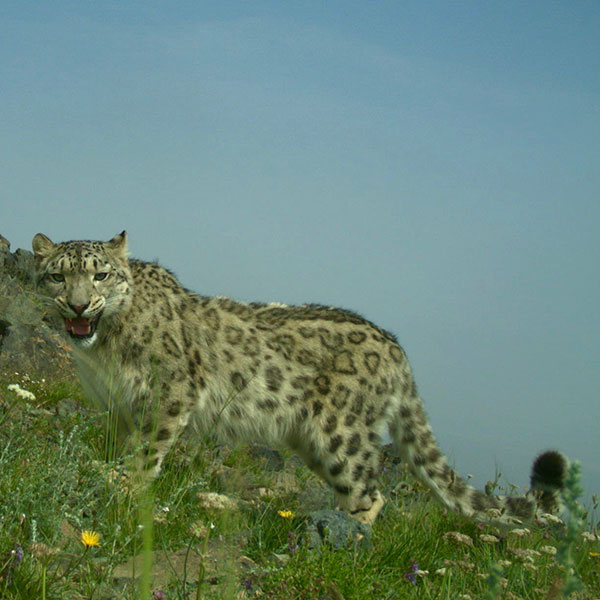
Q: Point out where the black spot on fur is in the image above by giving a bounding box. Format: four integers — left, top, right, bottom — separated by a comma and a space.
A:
365, 404, 376, 426
399, 405, 411, 419
231, 372, 246, 392
323, 415, 337, 434
350, 393, 364, 416
314, 375, 331, 395
167, 401, 181, 416
291, 376, 310, 390
265, 365, 283, 391
367, 432, 380, 444
156, 428, 171, 441
427, 448, 442, 463
257, 398, 279, 411
402, 430, 416, 444
329, 435, 343, 453
348, 331, 367, 344
329, 461, 346, 476
346, 433, 361, 456
162, 332, 182, 357
352, 464, 365, 481
364, 352, 381, 375
413, 454, 426, 466
344, 414, 356, 427
389, 344, 405, 364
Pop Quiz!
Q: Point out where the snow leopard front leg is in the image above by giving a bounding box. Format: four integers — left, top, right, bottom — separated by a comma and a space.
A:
125, 378, 191, 485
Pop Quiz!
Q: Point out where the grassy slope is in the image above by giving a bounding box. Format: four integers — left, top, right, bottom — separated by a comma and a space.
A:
0, 369, 598, 600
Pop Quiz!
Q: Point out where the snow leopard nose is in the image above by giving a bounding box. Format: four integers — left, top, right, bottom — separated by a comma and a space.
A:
69, 303, 89, 315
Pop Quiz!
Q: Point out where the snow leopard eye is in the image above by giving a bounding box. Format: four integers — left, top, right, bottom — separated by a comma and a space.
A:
94, 272, 109, 281
49, 273, 65, 283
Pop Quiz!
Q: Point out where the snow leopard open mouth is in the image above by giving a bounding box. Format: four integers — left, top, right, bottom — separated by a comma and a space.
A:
64, 315, 101, 339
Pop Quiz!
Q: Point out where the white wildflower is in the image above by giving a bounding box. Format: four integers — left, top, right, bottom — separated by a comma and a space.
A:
443, 531, 474, 547
538, 513, 563, 525
479, 534, 500, 544
7, 384, 36, 401
508, 547, 540, 562
509, 528, 531, 538
540, 545, 557, 555
581, 531, 599, 542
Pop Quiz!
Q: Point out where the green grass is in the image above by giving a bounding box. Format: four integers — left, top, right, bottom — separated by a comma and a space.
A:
0, 369, 598, 599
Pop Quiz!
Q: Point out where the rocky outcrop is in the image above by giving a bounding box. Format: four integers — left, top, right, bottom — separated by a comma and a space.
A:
0, 239, 72, 376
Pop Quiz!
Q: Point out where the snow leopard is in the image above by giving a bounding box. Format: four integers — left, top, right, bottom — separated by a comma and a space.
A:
32, 231, 566, 524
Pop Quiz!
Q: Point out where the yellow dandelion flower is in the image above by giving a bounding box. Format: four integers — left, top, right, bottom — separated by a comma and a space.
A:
81, 530, 100, 548
277, 510, 295, 519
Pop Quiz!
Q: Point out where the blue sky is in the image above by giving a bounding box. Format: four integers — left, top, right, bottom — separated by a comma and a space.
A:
2, 2, 599, 499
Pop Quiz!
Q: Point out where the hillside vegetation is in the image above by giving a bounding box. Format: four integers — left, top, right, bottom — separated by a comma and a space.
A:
0, 243, 598, 598
0, 368, 598, 599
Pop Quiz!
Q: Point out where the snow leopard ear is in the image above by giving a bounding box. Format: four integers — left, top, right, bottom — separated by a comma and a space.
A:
32, 233, 55, 259
106, 231, 128, 259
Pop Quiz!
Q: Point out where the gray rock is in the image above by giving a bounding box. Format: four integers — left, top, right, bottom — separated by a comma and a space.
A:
12, 249, 35, 281
0, 247, 16, 273
247, 444, 285, 471
0, 245, 73, 376
301, 509, 371, 550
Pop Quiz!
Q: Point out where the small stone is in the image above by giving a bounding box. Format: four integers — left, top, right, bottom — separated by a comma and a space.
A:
268, 553, 290, 565
301, 509, 371, 550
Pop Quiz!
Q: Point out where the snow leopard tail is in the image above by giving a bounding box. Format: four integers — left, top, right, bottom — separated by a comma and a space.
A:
389, 394, 567, 524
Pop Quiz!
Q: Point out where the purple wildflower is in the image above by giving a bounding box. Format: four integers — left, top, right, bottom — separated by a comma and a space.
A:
152, 590, 166, 599
404, 559, 419, 584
